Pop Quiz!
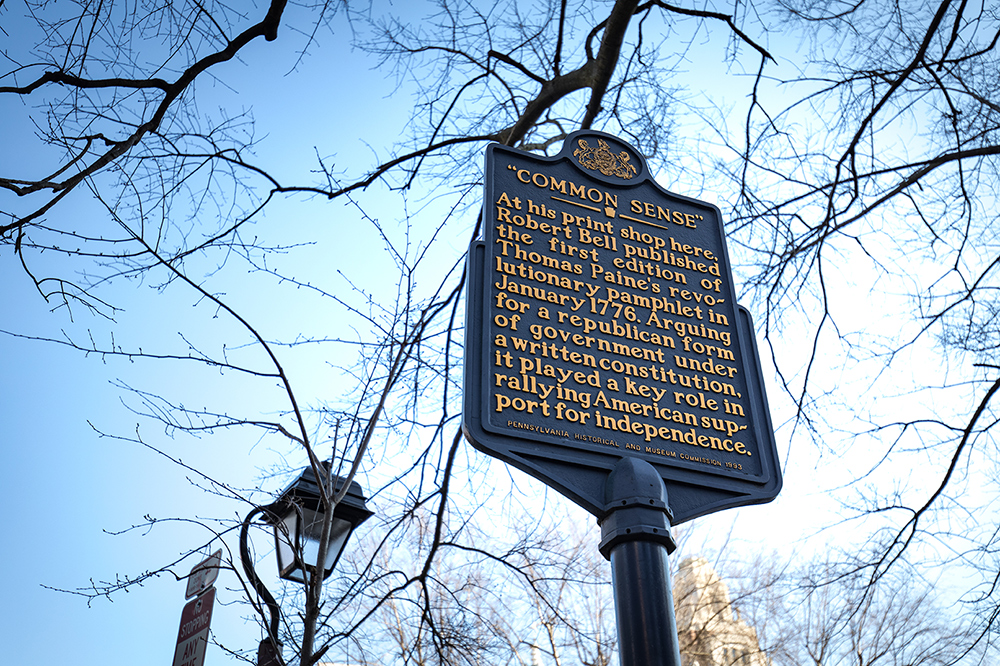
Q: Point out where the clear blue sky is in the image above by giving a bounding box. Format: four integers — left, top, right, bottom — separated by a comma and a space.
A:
0, 7, 414, 662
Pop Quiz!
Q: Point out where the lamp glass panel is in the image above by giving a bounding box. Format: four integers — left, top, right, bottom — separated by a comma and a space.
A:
274, 510, 301, 582
274, 505, 355, 582
299, 506, 353, 574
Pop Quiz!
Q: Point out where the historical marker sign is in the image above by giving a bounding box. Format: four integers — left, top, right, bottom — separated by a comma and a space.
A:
463, 130, 781, 523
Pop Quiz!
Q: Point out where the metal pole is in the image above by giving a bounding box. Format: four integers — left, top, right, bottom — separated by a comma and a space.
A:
599, 457, 682, 666
241, 504, 285, 666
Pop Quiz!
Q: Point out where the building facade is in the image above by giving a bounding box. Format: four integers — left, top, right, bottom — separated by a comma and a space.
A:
674, 557, 768, 666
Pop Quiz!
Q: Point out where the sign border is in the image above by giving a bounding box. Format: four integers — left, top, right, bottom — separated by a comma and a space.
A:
463, 130, 782, 523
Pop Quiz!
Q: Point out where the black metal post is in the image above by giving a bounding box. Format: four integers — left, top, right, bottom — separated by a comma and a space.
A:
241, 504, 285, 666
598, 457, 682, 666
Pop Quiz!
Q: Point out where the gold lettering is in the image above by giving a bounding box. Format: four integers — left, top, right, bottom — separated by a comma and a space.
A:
488, 170, 754, 463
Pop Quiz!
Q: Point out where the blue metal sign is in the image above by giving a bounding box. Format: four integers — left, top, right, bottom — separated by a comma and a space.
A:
463, 130, 781, 523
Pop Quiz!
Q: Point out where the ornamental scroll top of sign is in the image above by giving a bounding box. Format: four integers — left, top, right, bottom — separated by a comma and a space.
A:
464, 131, 781, 524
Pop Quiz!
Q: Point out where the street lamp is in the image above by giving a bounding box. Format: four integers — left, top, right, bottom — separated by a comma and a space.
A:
240, 462, 373, 666
269, 463, 374, 583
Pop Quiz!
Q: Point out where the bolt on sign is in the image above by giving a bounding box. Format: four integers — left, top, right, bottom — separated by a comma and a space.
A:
463, 130, 781, 523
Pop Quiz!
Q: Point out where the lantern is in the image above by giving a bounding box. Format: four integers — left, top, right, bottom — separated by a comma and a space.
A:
269, 463, 373, 583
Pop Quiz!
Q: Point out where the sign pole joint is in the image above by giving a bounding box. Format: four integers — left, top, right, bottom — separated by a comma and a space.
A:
598, 456, 676, 559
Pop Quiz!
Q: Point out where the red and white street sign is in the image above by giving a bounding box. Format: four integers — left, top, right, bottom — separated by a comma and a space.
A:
185, 550, 222, 599
173, 587, 216, 666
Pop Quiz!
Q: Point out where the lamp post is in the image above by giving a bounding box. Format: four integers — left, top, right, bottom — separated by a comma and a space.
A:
240, 462, 373, 666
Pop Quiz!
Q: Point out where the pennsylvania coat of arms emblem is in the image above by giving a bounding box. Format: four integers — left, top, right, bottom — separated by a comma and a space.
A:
572, 138, 637, 179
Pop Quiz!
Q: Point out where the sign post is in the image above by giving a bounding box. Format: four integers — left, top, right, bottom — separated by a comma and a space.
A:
464, 130, 782, 666
599, 457, 682, 666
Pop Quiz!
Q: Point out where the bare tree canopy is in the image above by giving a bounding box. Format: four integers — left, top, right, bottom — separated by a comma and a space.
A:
730, 0, 1000, 621
3, 0, 1000, 664
692, 552, 988, 666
